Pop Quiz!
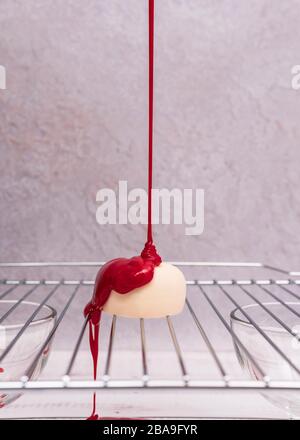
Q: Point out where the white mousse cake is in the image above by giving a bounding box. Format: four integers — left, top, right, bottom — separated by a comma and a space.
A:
103, 262, 186, 318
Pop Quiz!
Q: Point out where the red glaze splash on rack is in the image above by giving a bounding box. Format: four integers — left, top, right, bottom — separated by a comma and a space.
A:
84, 0, 159, 420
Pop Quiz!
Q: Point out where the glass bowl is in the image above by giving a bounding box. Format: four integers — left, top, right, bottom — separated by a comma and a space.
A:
0, 300, 57, 407
231, 302, 300, 418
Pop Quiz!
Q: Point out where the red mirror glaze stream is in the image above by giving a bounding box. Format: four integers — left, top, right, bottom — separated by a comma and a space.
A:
84, 0, 160, 420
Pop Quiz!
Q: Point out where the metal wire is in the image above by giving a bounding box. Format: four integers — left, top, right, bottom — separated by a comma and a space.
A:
1, 279, 299, 286
277, 283, 300, 301
103, 315, 117, 380
65, 315, 89, 377
0, 283, 22, 300
256, 284, 300, 322
186, 298, 229, 381
0, 283, 40, 325
140, 318, 148, 381
166, 316, 189, 382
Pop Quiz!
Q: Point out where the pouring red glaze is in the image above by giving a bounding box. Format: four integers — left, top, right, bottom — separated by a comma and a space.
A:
84, 0, 158, 420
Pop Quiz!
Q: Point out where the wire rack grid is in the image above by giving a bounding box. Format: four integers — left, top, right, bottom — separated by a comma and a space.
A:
0, 261, 300, 394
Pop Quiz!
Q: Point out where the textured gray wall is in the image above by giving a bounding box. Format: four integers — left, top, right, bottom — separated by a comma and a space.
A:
1, 0, 300, 270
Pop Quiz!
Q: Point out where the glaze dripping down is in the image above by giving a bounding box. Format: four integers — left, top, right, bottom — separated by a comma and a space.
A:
84, 242, 161, 420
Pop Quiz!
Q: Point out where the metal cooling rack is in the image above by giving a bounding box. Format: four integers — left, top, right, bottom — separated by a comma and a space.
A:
1, 261, 300, 393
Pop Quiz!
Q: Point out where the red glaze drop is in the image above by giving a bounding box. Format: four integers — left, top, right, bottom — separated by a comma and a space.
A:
0, 368, 4, 374
85, 0, 158, 420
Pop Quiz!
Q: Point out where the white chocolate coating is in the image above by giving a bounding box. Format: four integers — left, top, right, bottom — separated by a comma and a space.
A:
103, 262, 186, 318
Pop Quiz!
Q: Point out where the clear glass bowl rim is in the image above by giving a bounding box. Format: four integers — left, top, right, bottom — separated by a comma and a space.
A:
230, 301, 300, 334
0, 300, 57, 330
